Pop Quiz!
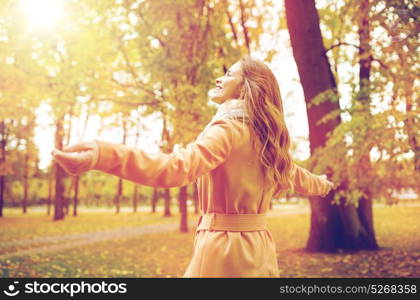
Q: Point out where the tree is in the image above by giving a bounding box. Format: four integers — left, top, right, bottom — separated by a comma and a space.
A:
0, 121, 7, 217
19, 116, 38, 214
178, 185, 188, 232
285, 0, 418, 252
53, 119, 66, 220
0, 1, 39, 216
132, 110, 142, 213
151, 188, 159, 213
285, 0, 343, 252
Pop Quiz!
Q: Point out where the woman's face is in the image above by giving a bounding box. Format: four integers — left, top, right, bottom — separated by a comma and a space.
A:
210, 62, 243, 104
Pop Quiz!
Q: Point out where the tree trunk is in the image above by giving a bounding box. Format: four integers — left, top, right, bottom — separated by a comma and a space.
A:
285, 0, 340, 252
285, 0, 340, 150
306, 195, 340, 252
179, 185, 188, 232
72, 176, 79, 216
353, 0, 378, 250
115, 178, 122, 214
64, 196, 69, 216
71, 110, 90, 216
223, 0, 239, 48
47, 169, 53, 216
285, 0, 378, 252
0, 173, 4, 217
151, 188, 159, 213
238, 0, 251, 53
53, 119, 66, 221
0, 120, 6, 217
163, 188, 171, 217
22, 149, 29, 214
115, 118, 128, 214
132, 110, 141, 213
133, 184, 139, 213
178, 190, 182, 214
404, 79, 419, 172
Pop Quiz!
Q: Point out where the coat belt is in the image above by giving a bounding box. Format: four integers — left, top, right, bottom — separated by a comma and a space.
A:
196, 213, 268, 232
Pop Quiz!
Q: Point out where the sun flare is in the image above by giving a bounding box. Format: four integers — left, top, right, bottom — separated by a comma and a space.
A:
19, 0, 65, 30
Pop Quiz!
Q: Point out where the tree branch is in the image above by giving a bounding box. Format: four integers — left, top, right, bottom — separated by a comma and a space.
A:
325, 42, 360, 53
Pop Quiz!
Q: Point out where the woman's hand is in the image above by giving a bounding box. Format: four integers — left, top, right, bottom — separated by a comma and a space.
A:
319, 174, 335, 193
52, 140, 99, 176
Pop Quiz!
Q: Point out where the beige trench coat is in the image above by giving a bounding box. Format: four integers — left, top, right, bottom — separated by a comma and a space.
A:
93, 117, 331, 278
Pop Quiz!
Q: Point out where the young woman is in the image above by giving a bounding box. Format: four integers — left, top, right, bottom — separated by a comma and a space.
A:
53, 55, 334, 277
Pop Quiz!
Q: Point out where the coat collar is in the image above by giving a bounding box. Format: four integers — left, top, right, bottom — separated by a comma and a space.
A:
197, 99, 248, 141
212, 98, 247, 122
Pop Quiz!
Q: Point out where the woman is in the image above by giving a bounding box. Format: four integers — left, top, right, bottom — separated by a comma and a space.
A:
53, 55, 334, 277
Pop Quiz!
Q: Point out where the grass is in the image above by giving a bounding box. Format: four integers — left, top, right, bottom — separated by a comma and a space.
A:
0, 206, 185, 242
0, 204, 419, 278
270, 204, 420, 277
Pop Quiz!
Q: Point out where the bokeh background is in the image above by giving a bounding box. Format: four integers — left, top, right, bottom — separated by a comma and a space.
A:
0, 0, 419, 277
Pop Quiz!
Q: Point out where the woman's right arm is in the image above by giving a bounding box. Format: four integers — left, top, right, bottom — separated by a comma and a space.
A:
290, 163, 333, 197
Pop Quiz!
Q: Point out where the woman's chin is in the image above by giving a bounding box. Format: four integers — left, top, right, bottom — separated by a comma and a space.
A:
209, 89, 225, 104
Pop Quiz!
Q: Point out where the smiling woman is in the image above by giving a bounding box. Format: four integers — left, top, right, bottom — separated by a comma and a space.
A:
19, 0, 65, 30
51, 55, 334, 278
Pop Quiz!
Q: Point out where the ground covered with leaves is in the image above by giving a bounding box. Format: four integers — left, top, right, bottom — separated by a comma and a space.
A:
0, 205, 419, 277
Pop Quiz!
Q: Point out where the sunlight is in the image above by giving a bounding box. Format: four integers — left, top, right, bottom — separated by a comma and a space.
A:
19, 0, 65, 30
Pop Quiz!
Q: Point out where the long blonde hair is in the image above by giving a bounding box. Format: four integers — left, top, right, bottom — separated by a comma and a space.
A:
238, 55, 294, 193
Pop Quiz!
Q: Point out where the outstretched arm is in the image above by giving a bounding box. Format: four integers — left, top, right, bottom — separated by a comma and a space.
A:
52, 119, 234, 188
290, 163, 334, 197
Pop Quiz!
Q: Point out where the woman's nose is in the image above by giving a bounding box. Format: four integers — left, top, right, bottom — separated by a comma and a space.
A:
216, 78, 222, 85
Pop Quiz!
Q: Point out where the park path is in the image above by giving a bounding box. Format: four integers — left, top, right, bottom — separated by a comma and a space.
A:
0, 223, 179, 260
0, 206, 309, 260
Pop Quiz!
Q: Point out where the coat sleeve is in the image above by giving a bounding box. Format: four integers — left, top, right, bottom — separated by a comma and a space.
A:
92, 119, 234, 188
290, 163, 331, 197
